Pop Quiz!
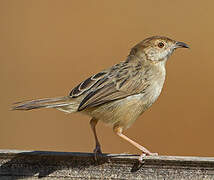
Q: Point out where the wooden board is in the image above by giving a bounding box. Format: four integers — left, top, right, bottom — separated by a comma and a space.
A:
0, 149, 214, 179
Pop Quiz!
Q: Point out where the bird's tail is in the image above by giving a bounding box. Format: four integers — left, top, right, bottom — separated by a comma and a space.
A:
12, 96, 79, 113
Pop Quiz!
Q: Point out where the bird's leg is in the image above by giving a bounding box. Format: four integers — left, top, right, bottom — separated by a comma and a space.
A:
90, 118, 102, 159
113, 126, 158, 162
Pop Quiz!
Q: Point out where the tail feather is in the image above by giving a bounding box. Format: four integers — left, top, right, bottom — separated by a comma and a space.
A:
12, 96, 78, 112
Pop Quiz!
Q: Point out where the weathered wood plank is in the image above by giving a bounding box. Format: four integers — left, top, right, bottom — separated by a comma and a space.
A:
0, 149, 213, 179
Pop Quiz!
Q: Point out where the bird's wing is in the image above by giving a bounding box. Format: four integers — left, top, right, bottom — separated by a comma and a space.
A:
69, 60, 150, 111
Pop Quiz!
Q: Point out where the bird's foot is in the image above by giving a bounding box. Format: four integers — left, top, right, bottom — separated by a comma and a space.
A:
93, 145, 102, 161
139, 152, 158, 163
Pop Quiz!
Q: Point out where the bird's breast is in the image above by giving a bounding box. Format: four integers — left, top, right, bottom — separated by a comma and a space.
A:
141, 64, 166, 109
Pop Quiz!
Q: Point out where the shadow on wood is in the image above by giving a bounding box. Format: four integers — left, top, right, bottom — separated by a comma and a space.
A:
0, 150, 214, 179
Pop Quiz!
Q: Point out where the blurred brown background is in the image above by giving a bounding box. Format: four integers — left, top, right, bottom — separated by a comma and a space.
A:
1, 0, 214, 157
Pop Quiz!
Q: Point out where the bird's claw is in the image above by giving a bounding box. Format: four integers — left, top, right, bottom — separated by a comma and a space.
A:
149, 152, 158, 156
93, 145, 102, 161
139, 153, 146, 163
138, 152, 158, 163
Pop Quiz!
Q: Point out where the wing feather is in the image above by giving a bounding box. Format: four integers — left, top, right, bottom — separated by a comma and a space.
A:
70, 60, 150, 111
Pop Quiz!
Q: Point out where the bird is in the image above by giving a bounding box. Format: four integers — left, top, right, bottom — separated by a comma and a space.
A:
12, 36, 189, 161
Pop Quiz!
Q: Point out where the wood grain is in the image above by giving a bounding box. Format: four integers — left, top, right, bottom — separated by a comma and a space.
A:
0, 149, 214, 179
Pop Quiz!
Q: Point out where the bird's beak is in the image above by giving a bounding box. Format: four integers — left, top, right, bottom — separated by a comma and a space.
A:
175, 41, 190, 49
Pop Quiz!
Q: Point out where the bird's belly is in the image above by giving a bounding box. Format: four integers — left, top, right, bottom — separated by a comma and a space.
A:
84, 80, 164, 130
84, 94, 149, 129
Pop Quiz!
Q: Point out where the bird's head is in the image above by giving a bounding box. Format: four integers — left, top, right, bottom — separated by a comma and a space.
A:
130, 36, 189, 63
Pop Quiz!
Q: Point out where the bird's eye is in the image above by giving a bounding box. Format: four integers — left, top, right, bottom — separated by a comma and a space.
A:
158, 42, 164, 48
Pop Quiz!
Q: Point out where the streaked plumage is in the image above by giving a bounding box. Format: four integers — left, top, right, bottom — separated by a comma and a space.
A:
12, 36, 189, 160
